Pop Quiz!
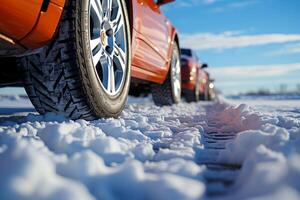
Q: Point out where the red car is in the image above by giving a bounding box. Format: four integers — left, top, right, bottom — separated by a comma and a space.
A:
0, 0, 181, 119
180, 48, 210, 102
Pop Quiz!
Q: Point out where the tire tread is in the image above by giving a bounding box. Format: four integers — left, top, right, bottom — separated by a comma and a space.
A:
20, 0, 96, 120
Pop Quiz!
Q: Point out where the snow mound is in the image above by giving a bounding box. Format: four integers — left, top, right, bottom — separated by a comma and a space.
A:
0, 100, 208, 200
0, 136, 94, 200
211, 100, 300, 199
0, 96, 299, 200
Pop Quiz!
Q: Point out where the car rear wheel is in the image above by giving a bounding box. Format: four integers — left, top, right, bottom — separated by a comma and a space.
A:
151, 43, 181, 106
185, 84, 200, 102
20, 0, 131, 120
200, 84, 209, 101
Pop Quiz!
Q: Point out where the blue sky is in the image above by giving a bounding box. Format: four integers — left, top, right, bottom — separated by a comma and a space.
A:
162, 0, 300, 94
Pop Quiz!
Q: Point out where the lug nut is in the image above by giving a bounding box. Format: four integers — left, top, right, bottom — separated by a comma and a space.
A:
106, 29, 113, 36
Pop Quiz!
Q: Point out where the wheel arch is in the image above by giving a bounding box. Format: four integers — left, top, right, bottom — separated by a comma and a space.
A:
165, 28, 180, 76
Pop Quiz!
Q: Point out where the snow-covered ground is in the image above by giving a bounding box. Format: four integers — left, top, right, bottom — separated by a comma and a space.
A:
0, 95, 299, 200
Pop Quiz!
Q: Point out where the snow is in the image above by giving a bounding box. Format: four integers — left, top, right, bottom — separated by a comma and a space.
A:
218, 97, 300, 199
0, 95, 299, 200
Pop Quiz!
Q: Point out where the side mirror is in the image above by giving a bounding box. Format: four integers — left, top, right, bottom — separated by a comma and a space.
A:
156, 0, 175, 6
201, 63, 208, 69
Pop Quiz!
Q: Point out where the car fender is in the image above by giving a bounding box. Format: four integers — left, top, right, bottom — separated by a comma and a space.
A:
20, 0, 66, 49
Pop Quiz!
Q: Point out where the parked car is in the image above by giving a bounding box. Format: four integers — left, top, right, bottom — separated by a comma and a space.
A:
180, 48, 211, 102
0, 0, 181, 120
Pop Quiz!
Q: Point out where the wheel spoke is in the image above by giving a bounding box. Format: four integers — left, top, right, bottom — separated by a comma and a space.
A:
112, 7, 122, 33
108, 62, 116, 93
103, 0, 112, 19
114, 43, 126, 70
90, 37, 101, 51
100, 54, 110, 89
91, 0, 103, 21
92, 47, 104, 66
100, 55, 115, 92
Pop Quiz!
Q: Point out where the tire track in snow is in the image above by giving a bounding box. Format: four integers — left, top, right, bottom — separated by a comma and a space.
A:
123, 100, 243, 197
198, 104, 242, 197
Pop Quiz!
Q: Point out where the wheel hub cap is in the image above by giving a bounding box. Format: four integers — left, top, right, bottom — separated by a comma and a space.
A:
89, 0, 127, 96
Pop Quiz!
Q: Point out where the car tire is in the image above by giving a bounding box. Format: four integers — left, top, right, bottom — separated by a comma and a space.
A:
20, 0, 131, 120
151, 43, 181, 106
185, 84, 200, 103
200, 84, 209, 101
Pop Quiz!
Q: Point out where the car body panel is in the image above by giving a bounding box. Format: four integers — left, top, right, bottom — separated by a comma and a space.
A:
20, 2, 64, 49
51, 0, 65, 7
0, 0, 65, 55
131, 0, 176, 84
0, 0, 43, 40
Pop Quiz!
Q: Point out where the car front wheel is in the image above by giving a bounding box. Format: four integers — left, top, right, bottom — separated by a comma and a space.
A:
20, 0, 131, 120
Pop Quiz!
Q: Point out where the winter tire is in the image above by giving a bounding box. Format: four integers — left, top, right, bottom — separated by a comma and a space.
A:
151, 43, 181, 106
200, 84, 209, 101
185, 83, 200, 103
20, 0, 131, 120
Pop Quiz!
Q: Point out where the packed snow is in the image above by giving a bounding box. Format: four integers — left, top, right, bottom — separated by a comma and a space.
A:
0, 95, 299, 200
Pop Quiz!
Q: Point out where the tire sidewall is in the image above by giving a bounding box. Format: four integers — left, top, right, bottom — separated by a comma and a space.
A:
79, 0, 131, 116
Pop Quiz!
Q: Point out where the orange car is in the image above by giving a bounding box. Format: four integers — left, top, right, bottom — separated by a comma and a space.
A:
0, 0, 181, 119
180, 48, 209, 102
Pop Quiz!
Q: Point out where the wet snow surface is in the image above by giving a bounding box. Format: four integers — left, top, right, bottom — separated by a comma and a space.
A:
0, 96, 299, 200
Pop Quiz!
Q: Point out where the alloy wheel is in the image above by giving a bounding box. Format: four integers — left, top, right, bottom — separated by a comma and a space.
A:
89, 0, 127, 96
171, 47, 181, 103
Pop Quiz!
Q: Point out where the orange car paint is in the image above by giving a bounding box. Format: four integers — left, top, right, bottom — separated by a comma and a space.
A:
1, 0, 177, 85
51, 0, 65, 7
131, 0, 178, 84
0, 0, 43, 40
20, 2, 64, 48
181, 56, 208, 94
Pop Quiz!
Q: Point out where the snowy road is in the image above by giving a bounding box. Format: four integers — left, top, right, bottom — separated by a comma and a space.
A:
0, 96, 299, 200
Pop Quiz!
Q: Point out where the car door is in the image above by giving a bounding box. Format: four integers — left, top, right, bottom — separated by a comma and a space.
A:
133, 0, 170, 72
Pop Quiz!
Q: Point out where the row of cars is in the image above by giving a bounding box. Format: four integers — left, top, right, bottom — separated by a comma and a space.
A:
0, 0, 215, 120
180, 48, 215, 102
130, 48, 216, 103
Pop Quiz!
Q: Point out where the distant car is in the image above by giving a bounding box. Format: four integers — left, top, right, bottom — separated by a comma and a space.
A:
0, 0, 181, 120
207, 78, 216, 101
180, 48, 211, 102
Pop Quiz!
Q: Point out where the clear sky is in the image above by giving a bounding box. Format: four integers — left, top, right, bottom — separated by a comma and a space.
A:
162, 0, 300, 94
